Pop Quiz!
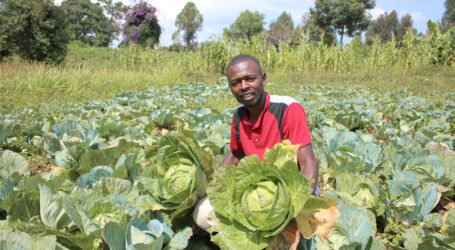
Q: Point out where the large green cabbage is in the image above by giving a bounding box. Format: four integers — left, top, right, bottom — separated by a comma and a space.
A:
207, 142, 314, 249
139, 132, 213, 223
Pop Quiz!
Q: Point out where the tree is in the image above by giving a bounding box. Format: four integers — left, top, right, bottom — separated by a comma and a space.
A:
293, 12, 336, 46
97, 0, 124, 22
0, 0, 69, 63
173, 2, 203, 48
310, 0, 375, 47
365, 11, 416, 44
122, 1, 161, 48
365, 11, 398, 44
224, 10, 265, 41
269, 11, 294, 49
396, 14, 416, 41
61, 0, 116, 46
442, 0, 455, 31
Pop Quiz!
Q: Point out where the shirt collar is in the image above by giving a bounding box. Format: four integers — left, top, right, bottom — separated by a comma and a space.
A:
242, 92, 270, 129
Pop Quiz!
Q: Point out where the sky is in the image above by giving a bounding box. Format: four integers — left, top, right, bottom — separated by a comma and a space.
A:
56, 0, 448, 46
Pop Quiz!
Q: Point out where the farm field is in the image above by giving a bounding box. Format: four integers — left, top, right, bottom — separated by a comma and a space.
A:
0, 77, 454, 249
1, 0, 455, 248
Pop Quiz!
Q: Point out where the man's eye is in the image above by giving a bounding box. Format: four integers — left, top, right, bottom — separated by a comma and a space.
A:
231, 81, 239, 86
248, 77, 255, 82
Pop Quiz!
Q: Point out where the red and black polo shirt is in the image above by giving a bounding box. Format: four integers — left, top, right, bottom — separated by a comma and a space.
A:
230, 92, 312, 161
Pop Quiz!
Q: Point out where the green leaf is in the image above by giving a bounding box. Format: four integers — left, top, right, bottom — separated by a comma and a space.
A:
321, 190, 378, 249
165, 227, 192, 250
403, 227, 423, 250
39, 184, 65, 229
8, 193, 39, 223
417, 236, 453, 250
101, 177, 133, 195
423, 213, 443, 228
443, 209, 455, 235
417, 184, 441, 219
102, 222, 126, 250
210, 214, 270, 250
0, 150, 29, 178
61, 195, 100, 235
0, 231, 33, 249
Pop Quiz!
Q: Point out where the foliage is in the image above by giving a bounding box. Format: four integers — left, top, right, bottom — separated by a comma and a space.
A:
173, 2, 203, 48
0, 0, 69, 63
442, 0, 455, 31
223, 10, 265, 41
122, 0, 161, 48
61, 0, 117, 47
366, 11, 416, 45
268, 11, 294, 49
426, 21, 455, 65
294, 12, 336, 46
97, 0, 124, 23
310, 0, 375, 46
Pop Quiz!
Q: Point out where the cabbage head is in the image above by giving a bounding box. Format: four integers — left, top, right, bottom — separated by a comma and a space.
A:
207, 141, 313, 250
139, 132, 213, 223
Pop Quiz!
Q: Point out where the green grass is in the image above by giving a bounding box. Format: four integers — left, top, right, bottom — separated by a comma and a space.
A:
1, 37, 454, 112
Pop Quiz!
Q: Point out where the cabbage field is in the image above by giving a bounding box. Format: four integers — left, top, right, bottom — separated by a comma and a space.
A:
0, 79, 454, 250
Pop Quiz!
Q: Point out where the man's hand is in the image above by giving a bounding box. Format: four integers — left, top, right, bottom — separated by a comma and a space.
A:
297, 144, 319, 192
219, 151, 240, 167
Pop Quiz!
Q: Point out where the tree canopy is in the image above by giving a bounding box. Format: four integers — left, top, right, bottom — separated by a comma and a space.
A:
61, 0, 117, 47
310, 0, 375, 47
122, 1, 161, 48
365, 11, 416, 44
224, 10, 265, 41
294, 12, 336, 46
269, 11, 294, 48
442, 0, 455, 31
0, 0, 69, 63
173, 2, 203, 48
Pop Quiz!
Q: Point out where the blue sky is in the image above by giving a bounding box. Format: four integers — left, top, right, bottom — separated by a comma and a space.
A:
140, 0, 446, 46
76, 0, 446, 46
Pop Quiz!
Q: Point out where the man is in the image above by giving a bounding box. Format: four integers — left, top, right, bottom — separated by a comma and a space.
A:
221, 54, 318, 191
193, 54, 318, 248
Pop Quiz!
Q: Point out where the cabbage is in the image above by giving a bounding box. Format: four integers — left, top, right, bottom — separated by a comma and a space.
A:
207, 141, 315, 249
139, 132, 213, 223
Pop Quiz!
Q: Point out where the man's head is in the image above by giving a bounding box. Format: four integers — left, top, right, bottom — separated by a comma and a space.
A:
226, 54, 267, 108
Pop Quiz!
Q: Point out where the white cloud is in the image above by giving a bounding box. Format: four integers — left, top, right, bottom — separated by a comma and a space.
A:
369, 7, 386, 20
399, 10, 426, 21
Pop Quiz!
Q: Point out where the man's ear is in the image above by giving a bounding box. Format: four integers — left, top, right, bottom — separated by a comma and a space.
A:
262, 73, 267, 86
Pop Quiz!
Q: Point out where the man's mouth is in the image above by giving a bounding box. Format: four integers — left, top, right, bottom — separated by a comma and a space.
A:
242, 92, 254, 101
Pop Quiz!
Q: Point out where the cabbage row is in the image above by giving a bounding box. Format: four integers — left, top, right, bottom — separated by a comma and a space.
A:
0, 80, 454, 249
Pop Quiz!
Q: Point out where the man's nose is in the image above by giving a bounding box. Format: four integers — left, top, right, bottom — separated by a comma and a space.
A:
240, 80, 249, 90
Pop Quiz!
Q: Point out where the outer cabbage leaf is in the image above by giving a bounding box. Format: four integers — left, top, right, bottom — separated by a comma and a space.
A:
102, 216, 192, 250
316, 190, 384, 250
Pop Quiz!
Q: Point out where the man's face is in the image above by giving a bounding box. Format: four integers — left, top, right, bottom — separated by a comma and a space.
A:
227, 60, 267, 108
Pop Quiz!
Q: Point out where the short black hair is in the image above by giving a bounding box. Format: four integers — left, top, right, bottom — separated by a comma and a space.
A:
226, 54, 263, 75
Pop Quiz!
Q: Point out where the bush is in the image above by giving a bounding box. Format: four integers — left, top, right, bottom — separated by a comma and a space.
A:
0, 0, 69, 64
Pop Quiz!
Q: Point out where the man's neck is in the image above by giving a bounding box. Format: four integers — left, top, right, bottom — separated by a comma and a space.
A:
246, 93, 266, 122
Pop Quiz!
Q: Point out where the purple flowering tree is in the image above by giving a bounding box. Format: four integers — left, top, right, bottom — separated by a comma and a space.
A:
122, 1, 161, 47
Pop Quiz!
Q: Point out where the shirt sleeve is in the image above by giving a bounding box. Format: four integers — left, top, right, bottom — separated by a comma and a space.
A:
230, 116, 245, 159
282, 103, 312, 148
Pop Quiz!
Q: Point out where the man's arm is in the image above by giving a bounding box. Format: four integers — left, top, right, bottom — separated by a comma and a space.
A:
297, 143, 319, 192
219, 151, 240, 167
